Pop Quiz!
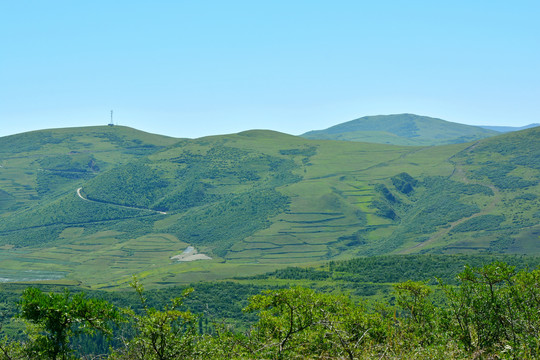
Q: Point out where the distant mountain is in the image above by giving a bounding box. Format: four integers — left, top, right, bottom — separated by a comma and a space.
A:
301, 114, 499, 146
0, 125, 538, 288
479, 124, 540, 133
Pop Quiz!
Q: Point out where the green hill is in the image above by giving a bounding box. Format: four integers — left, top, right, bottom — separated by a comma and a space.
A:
0, 126, 178, 215
301, 113, 499, 145
0, 126, 538, 288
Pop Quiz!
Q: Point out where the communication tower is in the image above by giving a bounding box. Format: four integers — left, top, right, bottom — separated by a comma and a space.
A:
108, 110, 114, 126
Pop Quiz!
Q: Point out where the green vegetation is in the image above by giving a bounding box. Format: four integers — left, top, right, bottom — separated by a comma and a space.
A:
249, 254, 540, 287
84, 161, 169, 209
0, 123, 538, 358
0, 126, 538, 287
111, 278, 198, 360
2, 260, 540, 359
0, 126, 177, 214
301, 113, 499, 146
450, 215, 506, 233
18, 288, 120, 359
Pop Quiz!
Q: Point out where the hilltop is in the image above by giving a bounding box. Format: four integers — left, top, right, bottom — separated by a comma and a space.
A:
301, 113, 499, 145
0, 125, 538, 288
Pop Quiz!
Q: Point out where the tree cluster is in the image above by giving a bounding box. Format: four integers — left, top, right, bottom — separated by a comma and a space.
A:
2, 261, 540, 359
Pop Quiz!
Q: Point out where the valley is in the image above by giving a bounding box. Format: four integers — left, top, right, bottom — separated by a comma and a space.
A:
0, 122, 538, 289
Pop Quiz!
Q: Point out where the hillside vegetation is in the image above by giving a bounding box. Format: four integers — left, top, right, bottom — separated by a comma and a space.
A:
301, 113, 499, 145
0, 126, 178, 214
0, 125, 538, 287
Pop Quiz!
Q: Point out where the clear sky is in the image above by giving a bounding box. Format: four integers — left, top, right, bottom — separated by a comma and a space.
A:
1, 1, 539, 139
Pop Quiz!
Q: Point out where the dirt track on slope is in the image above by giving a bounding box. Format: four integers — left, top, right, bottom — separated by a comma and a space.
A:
76, 187, 167, 215
399, 166, 501, 254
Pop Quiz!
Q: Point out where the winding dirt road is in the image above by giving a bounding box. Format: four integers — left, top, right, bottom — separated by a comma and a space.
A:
76, 187, 167, 215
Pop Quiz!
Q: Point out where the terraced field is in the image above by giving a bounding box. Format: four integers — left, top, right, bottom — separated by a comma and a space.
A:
0, 126, 538, 288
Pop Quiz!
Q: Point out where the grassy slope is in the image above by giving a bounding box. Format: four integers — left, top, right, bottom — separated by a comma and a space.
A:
0, 125, 178, 214
440, 126, 540, 254
0, 127, 538, 288
301, 113, 499, 145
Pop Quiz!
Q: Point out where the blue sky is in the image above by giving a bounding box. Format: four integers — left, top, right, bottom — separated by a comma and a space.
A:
1, 1, 539, 138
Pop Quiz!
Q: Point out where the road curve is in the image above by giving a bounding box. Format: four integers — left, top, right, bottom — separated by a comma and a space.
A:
76, 187, 166, 215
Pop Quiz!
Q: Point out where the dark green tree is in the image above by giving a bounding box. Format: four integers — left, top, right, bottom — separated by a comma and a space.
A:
240, 286, 382, 359
19, 288, 120, 360
110, 277, 197, 360
439, 262, 516, 353
394, 280, 436, 344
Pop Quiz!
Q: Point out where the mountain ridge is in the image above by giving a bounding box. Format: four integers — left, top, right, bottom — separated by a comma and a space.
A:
479, 123, 540, 133
301, 113, 499, 146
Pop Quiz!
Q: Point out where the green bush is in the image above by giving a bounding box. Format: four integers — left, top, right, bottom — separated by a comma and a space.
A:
4, 260, 540, 359
450, 215, 505, 233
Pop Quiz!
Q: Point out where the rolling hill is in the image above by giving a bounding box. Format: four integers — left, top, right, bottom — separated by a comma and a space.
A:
0, 126, 178, 215
0, 125, 538, 288
301, 113, 499, 145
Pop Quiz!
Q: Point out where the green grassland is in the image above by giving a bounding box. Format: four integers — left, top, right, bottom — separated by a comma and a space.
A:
0, 125, 538, 288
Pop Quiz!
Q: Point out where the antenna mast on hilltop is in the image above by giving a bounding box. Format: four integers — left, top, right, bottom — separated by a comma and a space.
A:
109, 110, 114, 126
